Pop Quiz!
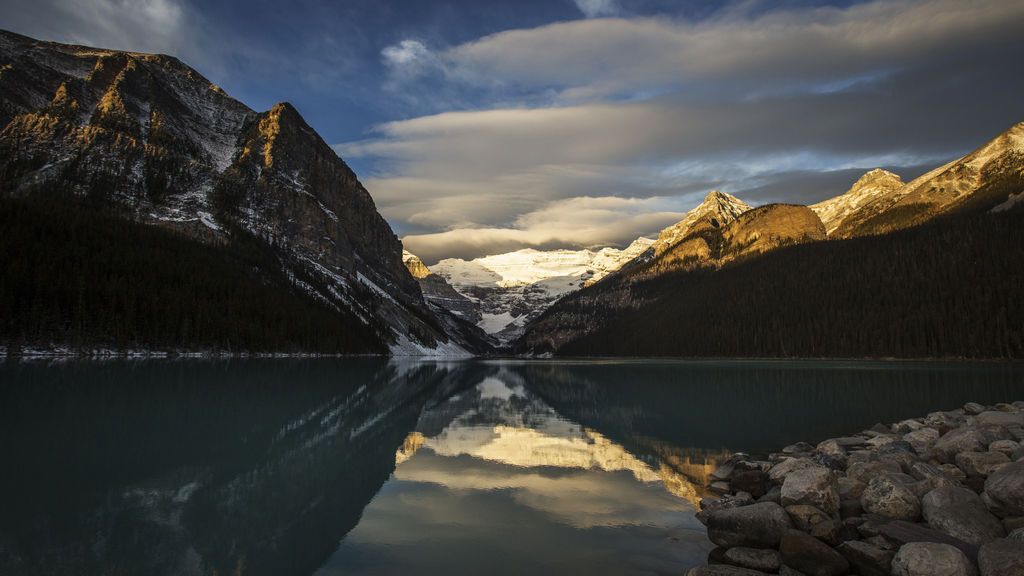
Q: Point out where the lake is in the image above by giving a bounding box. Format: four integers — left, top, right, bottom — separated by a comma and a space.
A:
1, 358, 1021, 575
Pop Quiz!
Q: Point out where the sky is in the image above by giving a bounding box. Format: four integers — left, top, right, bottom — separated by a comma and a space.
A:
2, 0, 1023, 263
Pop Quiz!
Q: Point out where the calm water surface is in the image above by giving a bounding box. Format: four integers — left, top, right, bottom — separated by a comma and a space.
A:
1, 359, 1021, 575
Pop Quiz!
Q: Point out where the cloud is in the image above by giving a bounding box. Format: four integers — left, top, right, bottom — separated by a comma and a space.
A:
401, 196, 685, 263
573, 0, 620, 19
340, 0, 1024, 260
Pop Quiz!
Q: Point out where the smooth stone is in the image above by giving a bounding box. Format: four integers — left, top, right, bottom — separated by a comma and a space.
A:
723, 547, 782, 573
757, 485, 782, 505
785, 505, 831, 532
985, 462, 1024, 517
891, 542, 978, 576
935, 428, 993, 463
687, 566, 769, 576
904, 428, 941, 453
896, 419, 925, 434
781, 468, 839, 516
779, 529, 850, 576
966, 403, 988, 416
865, 534, 898, 551
990, 440, 1020, 457
878, 520, 980, 562
707, 502, 794, 549
846, 461, 902, 484
784, 442, 815, 454
978, 538, 1024, 576
957, 451, 1011, 478
712, 463, 736, 481
698, 492, 756, 525
922, 486, 1006, 546
861, 475, 921, 521
941, 463, 970, 482
769, 458, 822, 484
836, 540, 894, 576
977, 412, 1024, 428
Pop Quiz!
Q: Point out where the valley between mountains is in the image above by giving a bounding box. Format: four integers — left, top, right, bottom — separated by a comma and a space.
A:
2, 30, 1022, 359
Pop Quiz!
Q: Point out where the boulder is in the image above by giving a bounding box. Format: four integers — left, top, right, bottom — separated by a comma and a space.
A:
861, 475, 922, 521
786, 505, 831, 532
957, 451, 1011, 478
977, 538, 1024, 576
977, 411, 1024, 428
779, 529, 850, 576
769, 458, 822, 484
922, 486, 1005, 546
891, 542, 977, 576
846, 461, 902, 484
989, 440, 1020, 457
836, 540, 894, 576
782, 468, 839, 516
707, 502, 794, 549
877, 520, 980, 562
839, 477, 867, 500
904, 428, 941, 453
935, 428, 993, 463
698, 492, 755, 525
965, 403, 988, 416
723, 547, 782, 573
1008, 528, 1024, 542
809, 518, 856, 547
985, 462, 1024, 517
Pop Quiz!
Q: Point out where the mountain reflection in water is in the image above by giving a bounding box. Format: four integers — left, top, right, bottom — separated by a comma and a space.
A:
1, 359, 1021, 576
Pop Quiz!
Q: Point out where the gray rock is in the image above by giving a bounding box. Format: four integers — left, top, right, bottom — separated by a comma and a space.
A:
985, 462, 1024, 517
904, 428, 941, 453
989, 440, 1020, 457
769, 458, 822, 484
809, 518, 856, 547
891, 542, 978, 576
846, 460, 902, 484
732, 469, 769, 499
757, 485, 782, 505
785, 504, 831, 532
782, 467, 839, 516
778, 567, 806, 576
836, 540, 894, 576
723, 547, 782, 573
779, 529, 850, 576
927, 411, 967, 434
977, 411, 1024, 428
978, 538, 1024, 576
784, 442, 816, 455
687, 566, 769, 576
877, 520, 980, 561
922, 486, 1006, 546
966, 403, 988, 416
896, 419, 926, 433
698, 492, 756, 525
707, 502, 794, 549
957, 451, 1011, 478
935, 428, 994, 464
861, 474, 922, 521
839, 477, 867, 500
1003, 517, 1024, 533
1008, 528, 1024, 542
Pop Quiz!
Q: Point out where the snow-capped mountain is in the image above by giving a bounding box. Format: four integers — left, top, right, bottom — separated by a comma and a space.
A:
425, 237, 654, 340
828, 121, 1024, 237
0, 30, 485, 356
650, 191, 751, 256
810, 169, 904, 234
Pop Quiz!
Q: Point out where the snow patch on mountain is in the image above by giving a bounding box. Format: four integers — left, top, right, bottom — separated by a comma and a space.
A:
811, 169, 904, 234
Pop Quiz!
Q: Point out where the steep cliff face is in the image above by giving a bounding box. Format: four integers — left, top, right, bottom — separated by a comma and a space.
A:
0, 30, 484, 355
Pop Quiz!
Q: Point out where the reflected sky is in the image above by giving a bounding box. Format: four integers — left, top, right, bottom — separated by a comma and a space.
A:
318, 373, 715, 575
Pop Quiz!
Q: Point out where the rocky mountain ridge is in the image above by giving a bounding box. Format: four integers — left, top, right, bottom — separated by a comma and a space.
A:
0, 30, 485, 355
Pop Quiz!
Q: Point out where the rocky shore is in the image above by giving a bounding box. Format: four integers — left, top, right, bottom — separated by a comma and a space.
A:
690, 401, 1024, 576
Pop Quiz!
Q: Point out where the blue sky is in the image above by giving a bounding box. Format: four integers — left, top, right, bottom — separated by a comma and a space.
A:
2, 0, 1023, 261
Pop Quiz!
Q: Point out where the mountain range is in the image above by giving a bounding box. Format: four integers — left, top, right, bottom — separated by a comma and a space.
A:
1, 31, 1022, 358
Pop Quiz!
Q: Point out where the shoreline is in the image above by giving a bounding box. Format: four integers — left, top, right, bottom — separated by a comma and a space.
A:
689, 400, 1024, 575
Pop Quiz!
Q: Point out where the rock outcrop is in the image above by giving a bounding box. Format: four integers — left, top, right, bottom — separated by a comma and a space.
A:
689, 399, 1024, 575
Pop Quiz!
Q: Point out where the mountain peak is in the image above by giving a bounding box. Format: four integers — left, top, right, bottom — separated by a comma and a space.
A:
402, 250, 432, 279
651, 191, 752, 255
850, 168, 903, 192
